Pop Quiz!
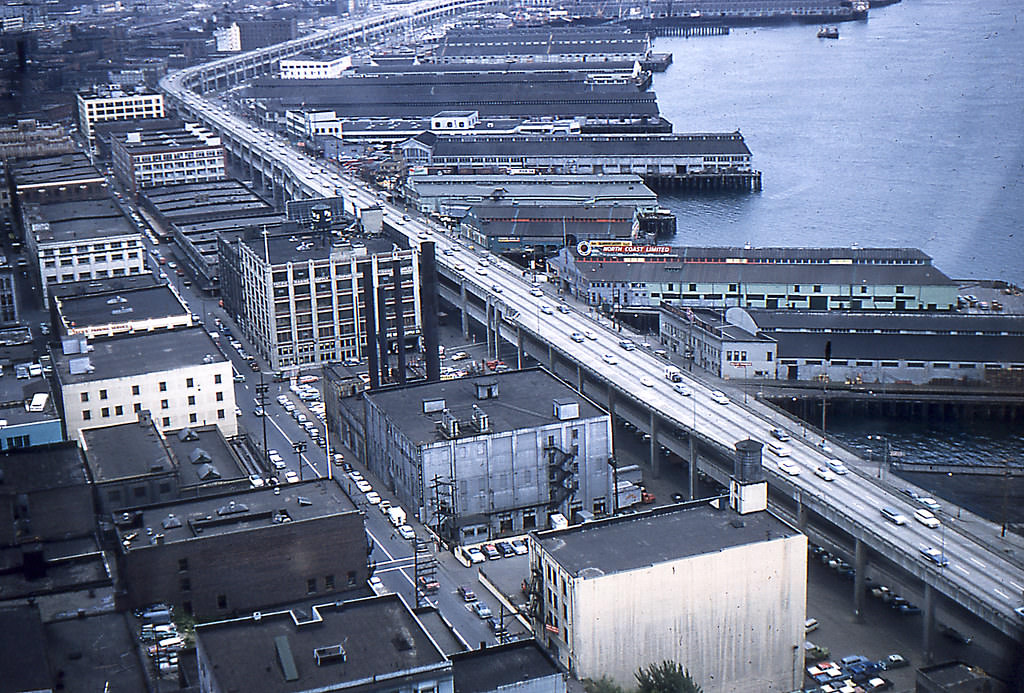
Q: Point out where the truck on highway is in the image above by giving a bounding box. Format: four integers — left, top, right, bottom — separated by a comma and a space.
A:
664, 366, 683, 382
386, 506, 407, 527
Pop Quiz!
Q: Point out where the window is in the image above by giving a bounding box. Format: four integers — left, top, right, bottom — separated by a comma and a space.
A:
100, 389, 108, 400
217, 409, 225, 419
216, 392, 223, 401
80, 392, 89, 402
189, 413, 198, 423
161, 399, 169, 409
347, 571, 357, 586
159, 381, 167, 392
325, 574, 335, 590
180, 577, 191, 592
83, 410, 91, 420
187, 395, 196, 406
115, 405, 123, 416
307, 578, 317, 594
134, 403, 142, 412
214, 374, 222, 384
217, 595, 227, 610
132, 384, 140, 395
178, 558, 189, 572
186, 378, 194, 388
162, 417, 170, 427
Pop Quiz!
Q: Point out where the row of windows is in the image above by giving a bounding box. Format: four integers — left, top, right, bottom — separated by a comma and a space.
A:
80, 375, 223, 402
83, 406, 226, 423
41, 240, 137, 255
46, 266, 137, 283
43, 252, 138, 267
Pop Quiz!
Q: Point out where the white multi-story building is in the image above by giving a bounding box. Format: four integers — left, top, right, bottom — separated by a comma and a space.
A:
214, 23, 241, 52
280, 54, 351, 79
22, 198, 146, 303
527, 465, 806, 693
111, 123, 226, 195
52, 327, 237, 441
76, 86, 165, 151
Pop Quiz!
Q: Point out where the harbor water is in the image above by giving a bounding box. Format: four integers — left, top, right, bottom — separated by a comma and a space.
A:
649, 0, 1024, 518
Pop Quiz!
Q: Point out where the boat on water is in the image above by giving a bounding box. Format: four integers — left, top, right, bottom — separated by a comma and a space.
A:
817, 26, 839, 39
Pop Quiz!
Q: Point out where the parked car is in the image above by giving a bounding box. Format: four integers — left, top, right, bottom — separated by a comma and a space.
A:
471, 601, 493, 619
496, 541, 516, 557
510, 539, 528, 555
466, 547, 485, 564
397, 525, 416, 541
483, 543, 501, 560
457, 585, 477, 602
939, 624, 973, 645
881, 654, 908, 670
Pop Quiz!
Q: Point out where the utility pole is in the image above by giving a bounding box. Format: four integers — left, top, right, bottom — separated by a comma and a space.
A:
256, 374, 269, 473
293, 440, 307, 481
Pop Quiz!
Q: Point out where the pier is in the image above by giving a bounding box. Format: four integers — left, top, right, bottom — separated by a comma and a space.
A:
647, 170, 763, 192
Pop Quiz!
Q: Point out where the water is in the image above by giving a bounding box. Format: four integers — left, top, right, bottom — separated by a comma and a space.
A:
651, 0, 1024, 287
648, 0, 1024, 516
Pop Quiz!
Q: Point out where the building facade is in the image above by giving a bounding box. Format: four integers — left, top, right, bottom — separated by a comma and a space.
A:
527, 504, 806, 692
219, 230, 420, 370
10, 153, 107, 205
111, 124, 226, 195
76, 86, 165, 152
660, 304, 778, 379
280, 54, 352, 79
0, 119, 75, 160
52, 327, 237, 440
552, 245, 959, 313
458, 204, 638, 255
363, 370, 613, 544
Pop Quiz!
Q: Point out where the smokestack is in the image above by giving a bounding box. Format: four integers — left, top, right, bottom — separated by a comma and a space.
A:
392, 259, 407, 385
360, 271, 379, 389
376, 284, 389, 384
420, 242, 441, 382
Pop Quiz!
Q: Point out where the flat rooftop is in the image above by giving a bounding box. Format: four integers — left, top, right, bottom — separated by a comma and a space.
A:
364, 368, 606, 447
196, 595, 448, 692
81, 417, 173, 482
535, 503, 798, 577
0, 606, 51, 693
44, 612, 148, 692
50, 274, 163, 299
164, 424, 245, 488
0, 443, 85, 492
117, 480, 356, 549
240, 230, 401, 266
53, 326, 226, 385
452, 641, 563, 692
57, 284, 188, 329
11, 152, 104, 188
116, 128, 220, 152
0, 371, 59, 424
26, 198, 138, 243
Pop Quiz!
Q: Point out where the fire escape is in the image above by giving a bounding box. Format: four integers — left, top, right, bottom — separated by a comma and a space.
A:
545, 440, 578, 510
413, 537, 438, 608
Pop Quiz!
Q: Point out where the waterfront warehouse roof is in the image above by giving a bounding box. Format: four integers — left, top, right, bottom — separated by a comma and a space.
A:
535, 503, 797, 576
464, 204, 636, 239
116, 480, 355, 547
57, 284, 188, 330
672, 246, 933, 264
745, 309, 1024, 335
365, 368, 605, 447
195, 595, 447, 691
25, 198, 137, 243
770, 330, 1024, 363
451, 640, 563, 692
142, 180, 274, 225
53, 326, 226, 385
426, 132, 749, 158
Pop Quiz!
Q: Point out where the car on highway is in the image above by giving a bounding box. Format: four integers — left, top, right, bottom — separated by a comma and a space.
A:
530, 287, 543, 297
917, 496, 941, 512
640, 376, 655, 387
557, 304, 570, 314
901, 488, 920, 501
584, 331, 597, 340
466, 547, 485, 564
602, 353, 618, 365
825, 458, 849, 475
570, 332, 585, 342
766, 441, 791, 457
457, 585, 477, 602
709, 390, 730, 405
618, 339, 636, 351
770, 428, 790, 441
880, 507, 908, 525
540, 305, 553, 315
397, 524, 416, 540
475, 267, 487, 276
814, 466, 837, 482
919, 545, 949, 567
491, 284, 503, 293
284, 470, 299, 484
471, 601, 493, 619
777, 460, 801, 476
673, 383, 692, 396
914, 508, 940, 528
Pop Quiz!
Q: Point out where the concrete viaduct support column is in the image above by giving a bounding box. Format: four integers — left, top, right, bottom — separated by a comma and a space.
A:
852, 538, 866, 622
649, 411, 661, 478
688, 434, 697, 500
795, 493, 808, 531
460, 284, 469, 339
516, 327, 524, 370
576, 364, 584, 395
607, 390, 617, 452
922, 583, 936, 663
547, 344, 554, 372
485, 302, 494, 359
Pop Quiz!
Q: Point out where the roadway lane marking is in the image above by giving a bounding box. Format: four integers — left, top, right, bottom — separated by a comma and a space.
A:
994, 588, 1010, 600
1010, 581, 1023, 591
969, 557, 985, 568
953, 565, 969, 575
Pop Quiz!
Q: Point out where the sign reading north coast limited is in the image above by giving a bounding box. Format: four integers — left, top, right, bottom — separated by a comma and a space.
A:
576, 240, 672, 257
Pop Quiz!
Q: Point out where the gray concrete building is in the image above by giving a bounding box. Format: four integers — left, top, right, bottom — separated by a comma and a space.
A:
527, 503, 806, 692
458, 204, 638, 256
218, 229, 420, 371
362, 368, 613, 545
552, 245, 959, 313
0, 119, 75, 160
111, 123, 226, 195
195, 595, 451, 692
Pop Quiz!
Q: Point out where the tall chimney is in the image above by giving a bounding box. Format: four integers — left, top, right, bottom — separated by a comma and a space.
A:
376, 284, 389, 384
419, 242, 441, 382
360, 271, 379, 389
392, 259, 407, 385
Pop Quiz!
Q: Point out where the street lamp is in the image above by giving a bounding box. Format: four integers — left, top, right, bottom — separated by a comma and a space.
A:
293, 440, 308, 481
867, 435, 888, 479
255, 374, 269, 473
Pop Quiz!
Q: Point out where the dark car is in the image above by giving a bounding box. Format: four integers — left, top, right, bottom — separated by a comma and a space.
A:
487, 616, 507, 633
457, 585, 477, 602
496, 541, 516, 557
417, 576, 439, 594
900, 487, 920, 501
483, 544, 501, 560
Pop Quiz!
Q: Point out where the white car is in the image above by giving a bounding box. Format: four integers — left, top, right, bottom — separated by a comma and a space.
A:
284, 470, 299, 484
248, 474, 265, 488
530, 287, 543, 297
584, 331, 597, 340
540, 305, 553, 315
602, 353, 618, 365
368, 576, 385, 594
276, 395, 289, 405
766, 441, 791, 457
570, 332, 585, 342
365, 491, 381, 505
397, 524, 416, 540
914, 508, 941, 529
640, 376, 655, 387
814, 466, 837, 482
466, 547, 486, 564
673, 383, 692, 396
356, 480, 373, 493
777, 460, 800, 476
709, 390, 730, 405
826, 459, 849, 475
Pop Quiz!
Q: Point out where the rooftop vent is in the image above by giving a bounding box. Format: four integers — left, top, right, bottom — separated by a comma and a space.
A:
68, 356, 94, 375
177, 428, 199, 442
474, 380, 498, 400
422, 397, 445, 414
161, 514, 182, 529
314, 644, 346, 666
188, 448, 211, 465
471, 404, 489, 432
440, 408, 459, 438
196, 463, 221, 481
216, 500, 247, 516
275, 636, 299, 682
552, 398, 579, 421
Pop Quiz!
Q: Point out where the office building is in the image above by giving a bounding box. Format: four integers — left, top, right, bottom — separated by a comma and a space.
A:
196, 595, 450, 692
218, 229, 420, 370
76, 86, 165, 152
214, 23, 241, 52
551, 245, 959, 313
21, 197, 145, 302
362, 368, 613, 544
114, 480, 364, 618
235, 18, 297, 50
527, 502, 806, 692
0, 119, 75, 160
111, 123, 226, 195
0, 265, 17, 325
52, 326, 236, 440
0, 366, 63, 451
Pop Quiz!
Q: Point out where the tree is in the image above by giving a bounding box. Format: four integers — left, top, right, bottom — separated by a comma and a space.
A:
635, 661, 703, 693
582, 676, 627, 693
